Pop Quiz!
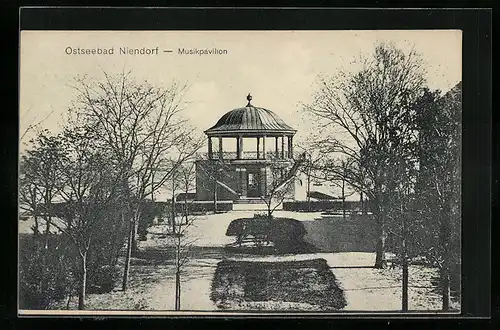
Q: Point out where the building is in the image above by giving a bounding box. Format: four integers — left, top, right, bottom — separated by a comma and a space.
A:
195, 94, 297, 203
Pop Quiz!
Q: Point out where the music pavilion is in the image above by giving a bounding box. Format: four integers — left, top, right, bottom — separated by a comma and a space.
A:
195, 94, 298, 203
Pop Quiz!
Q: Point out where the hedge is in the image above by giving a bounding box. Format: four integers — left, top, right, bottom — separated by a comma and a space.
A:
39, 199, 233, 220
154, 200, 233, 215
282, 200, 368, 212
226, 217, 305, 242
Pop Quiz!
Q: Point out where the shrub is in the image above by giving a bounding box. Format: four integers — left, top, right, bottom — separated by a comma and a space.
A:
226, 217, 269, 238
227, 217, 304, 239
283, 200, 365, 212
87, 264, 121, 294
138, 200, 158, 241
269, 218, 306, 245
19, 234, 76, 309
226, 217, 314, 253
19, 230, 124, 309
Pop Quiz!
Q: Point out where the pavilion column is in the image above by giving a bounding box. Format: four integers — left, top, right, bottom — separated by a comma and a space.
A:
240, 136, 244, 159
218, 136, 223, 159
208, 136, 213, 159
281, 135, 285, 159
262, 136, 266, 159
288, 136, 293, 158
275, 137, 279, 158
256, 137, 260, 159
236, 136, 241, 159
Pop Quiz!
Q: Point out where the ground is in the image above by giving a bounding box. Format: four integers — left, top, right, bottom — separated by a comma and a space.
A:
44, 210, 459, 312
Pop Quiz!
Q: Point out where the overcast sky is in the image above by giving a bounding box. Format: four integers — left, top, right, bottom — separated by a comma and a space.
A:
20, 30, 462, 151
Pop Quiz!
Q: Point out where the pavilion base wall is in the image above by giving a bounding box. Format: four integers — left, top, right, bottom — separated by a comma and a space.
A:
195, 159, 295, 202
195, 160, 240, 201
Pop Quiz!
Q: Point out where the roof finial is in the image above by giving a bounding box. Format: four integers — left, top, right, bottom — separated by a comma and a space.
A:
246, 93, 252, 106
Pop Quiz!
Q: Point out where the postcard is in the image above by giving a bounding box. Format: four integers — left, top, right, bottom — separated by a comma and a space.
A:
18, 29, 463, 316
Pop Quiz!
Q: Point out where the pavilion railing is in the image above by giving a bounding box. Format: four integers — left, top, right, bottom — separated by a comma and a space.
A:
197, 151, 290, 160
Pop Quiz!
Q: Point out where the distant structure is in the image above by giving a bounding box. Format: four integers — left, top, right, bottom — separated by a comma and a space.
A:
195, 94, 297, 203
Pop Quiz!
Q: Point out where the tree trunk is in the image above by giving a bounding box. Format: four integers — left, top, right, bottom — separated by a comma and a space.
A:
32, 214, 40, 252
360, 192, 366, 215
374, 235, 387, 268
373, 205, 387, 269
121, 177, 133, 291
131, 214, 139, 256
33, 215, 40, 237
178, 273, 182, 309
342, 179, 346, 220
78, 253, 87, 310
213, 180, 218, 214
184, 186, 189, 224
45, 212, 52, 250
66, 290, 73, 310
175, 231, 181, 311
122, 213, 133, 291
175, 270, 181, 310
441, 269, 450, 312
307, 173, 311, 212
171, 195, 176, 234
401, 200, 409, 312
402, 257, 409, 312
440, 205, 452, 311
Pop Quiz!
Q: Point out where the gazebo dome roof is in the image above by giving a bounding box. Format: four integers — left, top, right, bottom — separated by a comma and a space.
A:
205, 94, 296, 136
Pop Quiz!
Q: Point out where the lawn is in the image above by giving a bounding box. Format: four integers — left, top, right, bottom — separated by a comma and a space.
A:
210, 258, 347, 311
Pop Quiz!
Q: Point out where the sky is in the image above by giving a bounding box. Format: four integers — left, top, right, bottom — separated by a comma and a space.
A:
20, 30, 462, 152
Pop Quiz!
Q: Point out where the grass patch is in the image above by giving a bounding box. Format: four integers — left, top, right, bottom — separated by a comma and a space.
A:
210, 258, 347, 311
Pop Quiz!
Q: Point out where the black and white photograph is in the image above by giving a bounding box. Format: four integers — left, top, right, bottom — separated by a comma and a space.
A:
18, 29, 462, 315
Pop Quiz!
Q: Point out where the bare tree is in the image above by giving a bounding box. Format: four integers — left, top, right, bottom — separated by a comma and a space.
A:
167, 212, 197, 311
20, 107, 55, 141
304, 42, 426, 268
261, 153, 307, 219
196, 156, 233, 213
297, 144, 357, 216
19, 130, 71, 308
295, 145, 326, 210
47, 126, 122, 310
322, 158, 357, 219
152, 166, 197, 311
68, 70, 202, 291
177, 162, 197, 224
413, 85, 461, 311
19, 130, 65, 248
384, 156, 419, 312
